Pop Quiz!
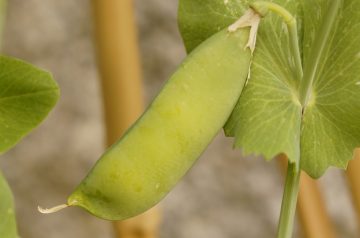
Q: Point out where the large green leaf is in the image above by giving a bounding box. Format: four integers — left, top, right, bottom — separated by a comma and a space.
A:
178, 0, 360, 178
179, 0, 302, 164
179, 0, 247, 53
299, 0, 360, 176
0, 171, 18, 238
0, 55, 59, 154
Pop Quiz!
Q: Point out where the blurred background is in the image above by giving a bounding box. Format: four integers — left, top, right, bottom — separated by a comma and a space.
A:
0, 0, 358, 237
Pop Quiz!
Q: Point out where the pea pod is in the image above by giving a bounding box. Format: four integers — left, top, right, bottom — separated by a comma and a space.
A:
41, 24, 254, 220
70, 27, 253, 220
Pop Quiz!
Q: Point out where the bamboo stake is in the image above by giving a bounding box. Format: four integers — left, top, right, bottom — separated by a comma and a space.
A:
92, 1, 161, 238
0, 0, 6, 47
278, 155, 337, 238
297, 172, 337, 238
346, 149, 360, 224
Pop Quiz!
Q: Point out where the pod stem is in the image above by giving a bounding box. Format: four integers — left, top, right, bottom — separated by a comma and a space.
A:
277, 161, 301, 238
250, 1, 303, 84
228, 9, 261, 53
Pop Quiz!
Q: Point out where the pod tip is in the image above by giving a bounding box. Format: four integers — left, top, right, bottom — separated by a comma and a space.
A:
38, 203, 69, 214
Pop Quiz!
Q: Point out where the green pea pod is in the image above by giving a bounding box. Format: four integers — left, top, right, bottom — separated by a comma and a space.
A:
69, 27, 252, 220
42, 26, 253, 220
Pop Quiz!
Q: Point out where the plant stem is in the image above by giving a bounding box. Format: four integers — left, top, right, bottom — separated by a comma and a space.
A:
299, 0, 342, 107
249, 3, 303, 237
277, 162, 301, 238
251, 1, 303, 83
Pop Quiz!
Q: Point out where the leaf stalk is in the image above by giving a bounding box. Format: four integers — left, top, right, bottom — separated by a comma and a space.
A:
277, 161, 301, 238
250, 1, 303, 84
249, 3, 304, 238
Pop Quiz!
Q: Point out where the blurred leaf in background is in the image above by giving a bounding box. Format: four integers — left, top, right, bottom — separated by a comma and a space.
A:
0, 56, 59, 154
0, 171, 17, 238
0, 55, 59, 238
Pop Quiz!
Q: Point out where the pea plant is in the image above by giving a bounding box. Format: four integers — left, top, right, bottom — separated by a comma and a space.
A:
178, 0, 360, 236
0, 3, 59, 235
40, 0, 360, 237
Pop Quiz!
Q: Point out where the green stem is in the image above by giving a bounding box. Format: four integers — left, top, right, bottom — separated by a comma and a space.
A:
277, 162, 301, 238
249, 3, 303, 237
251, 1, 303, 83
299, 0, 342, 107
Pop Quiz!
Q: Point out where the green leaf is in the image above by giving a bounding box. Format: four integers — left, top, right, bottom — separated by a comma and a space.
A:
178, 0, 360, 177
0, 55, 59, 154
299, 0, 360, 177
179, 0, 303, 163
179, 0, 247, 53
0, 171, 18, 238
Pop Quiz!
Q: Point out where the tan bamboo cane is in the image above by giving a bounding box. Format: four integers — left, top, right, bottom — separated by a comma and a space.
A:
92, 0, 161, 238
346, 149, 360, 225
278, 154, 337, 238
297, 172, 337, 238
